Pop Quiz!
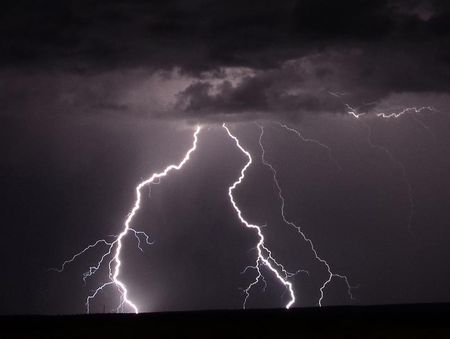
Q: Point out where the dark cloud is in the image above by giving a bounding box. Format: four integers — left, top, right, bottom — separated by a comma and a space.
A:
175, 62, 339, 120
1, 0, 449, 71
175, 49, 450, 120
292, 0, 394, 40
1, 0, 450, 121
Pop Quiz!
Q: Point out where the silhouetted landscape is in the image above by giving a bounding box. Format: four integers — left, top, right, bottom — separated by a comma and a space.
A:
2, 303, 450, 338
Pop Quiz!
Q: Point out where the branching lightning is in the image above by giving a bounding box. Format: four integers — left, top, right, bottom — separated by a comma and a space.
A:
343, 107, 416, 230
344, 101, 437, 136
223, 123, 297, 309
52, 125, 201, 313
329, 90, 437, 121
55, 113, 418, 312
257, 123, 354, 306
275, 122, 342, 171
345, 103, 367, 119
373, 106, 438, 141
328, 93, 427, 231
52, 113, 420, 311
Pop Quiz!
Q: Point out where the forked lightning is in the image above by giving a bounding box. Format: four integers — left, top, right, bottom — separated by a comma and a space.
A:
53, 126, 201, 313
223, 123, 296, 309
257, 123, 354, 305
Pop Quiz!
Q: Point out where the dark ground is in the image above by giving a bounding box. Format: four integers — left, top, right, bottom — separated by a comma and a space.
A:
2, 303, 450, 338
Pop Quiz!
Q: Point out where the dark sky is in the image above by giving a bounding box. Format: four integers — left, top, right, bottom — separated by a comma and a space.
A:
1, 0, 450, 314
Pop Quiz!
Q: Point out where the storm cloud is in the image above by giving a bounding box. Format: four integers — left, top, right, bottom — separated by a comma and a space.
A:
1, 0, 450, 121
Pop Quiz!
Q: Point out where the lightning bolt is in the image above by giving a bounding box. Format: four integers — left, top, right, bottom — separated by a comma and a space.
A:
223, 123, 296, 309
345, 103, 367, 119
52, 125, 201, 313
275, 122, 341, 171
257, 123, 354, 306
345, 101, 437, 136
371, 106, 439, 141
331, 91, 437, 132
328, 93, 423, 231
374, 106, 436, 119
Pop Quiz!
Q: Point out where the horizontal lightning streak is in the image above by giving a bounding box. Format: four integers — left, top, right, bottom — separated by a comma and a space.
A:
345, 102, 438, 135
328, 92, 432, 232
375, 106, 436, 119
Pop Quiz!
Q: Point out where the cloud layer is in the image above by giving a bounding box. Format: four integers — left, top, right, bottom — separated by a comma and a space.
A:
1, 0, 449, 121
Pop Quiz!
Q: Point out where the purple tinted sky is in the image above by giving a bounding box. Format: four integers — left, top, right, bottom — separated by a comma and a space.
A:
0, 0, 450, 314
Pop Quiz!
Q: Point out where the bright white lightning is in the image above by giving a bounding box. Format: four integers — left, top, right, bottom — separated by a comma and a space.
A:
257, 123, 354, 306
275, 122, 341, 171
53, 125, 201, 313
345, 102, 437, 134
374, 106, 436, 119
374, 106, 438, 141
345, 103, 367, 119
329, 93, 428, 231
223, 123, 296, 309
331, 91, 437, 133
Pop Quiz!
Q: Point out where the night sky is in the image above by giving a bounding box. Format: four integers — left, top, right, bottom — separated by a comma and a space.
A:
1, 0, 450, 315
